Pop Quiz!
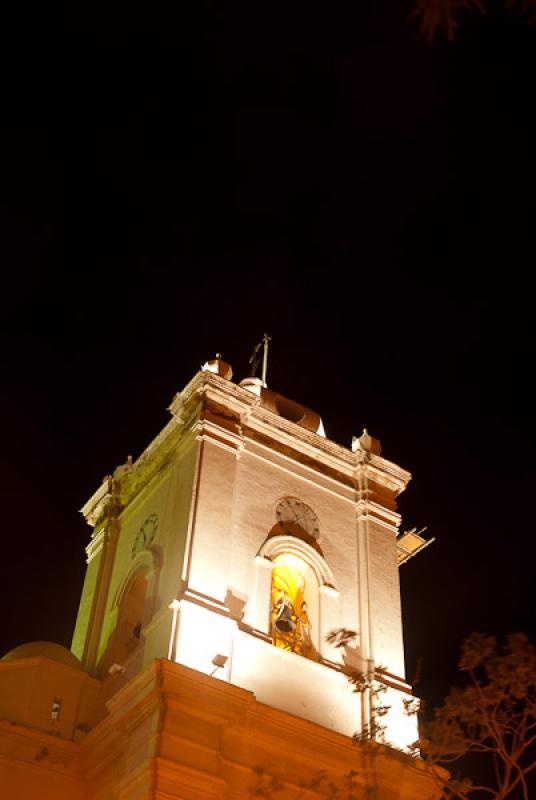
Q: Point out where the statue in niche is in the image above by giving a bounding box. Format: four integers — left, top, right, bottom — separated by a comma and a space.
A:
271, 562, 312, 657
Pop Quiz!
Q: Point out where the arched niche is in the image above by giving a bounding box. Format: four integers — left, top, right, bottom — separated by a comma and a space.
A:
103, 548, 162, 674
114, 570, 149, 665
113, 548, 161, 615
271, 552, 319, 657
252, 535, 339, 662
259, 534, 336, 588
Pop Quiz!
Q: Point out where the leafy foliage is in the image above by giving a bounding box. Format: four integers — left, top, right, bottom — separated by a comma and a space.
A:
326, 629, 390, 744
251, 766, 372, 800
412, 0, 486, 41
419, 633, 536, 800
411, 0, 536, 39
251, 631, 536, 800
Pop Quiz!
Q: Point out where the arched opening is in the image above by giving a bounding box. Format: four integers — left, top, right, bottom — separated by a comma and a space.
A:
270, 553, 319, 658
114, 571, 149, 665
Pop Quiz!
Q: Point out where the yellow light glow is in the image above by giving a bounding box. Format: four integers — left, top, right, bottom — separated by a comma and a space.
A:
271, 554, 316, 657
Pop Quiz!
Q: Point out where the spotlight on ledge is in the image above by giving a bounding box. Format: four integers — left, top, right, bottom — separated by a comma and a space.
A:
210, 654, 228, 676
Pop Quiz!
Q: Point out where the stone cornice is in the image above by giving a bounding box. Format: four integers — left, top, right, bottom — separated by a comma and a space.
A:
80, 425, 192, 528
193, 371, 411, 496
80, 370, 411, 525
242, 408, 356, 481
173, 372, 411, 493
81, 478, 112, 528
355, 500, 402, 530
194, 418, 243, 454
356, 457, 411, 497
86, 525, 105, 563
168, 370, 259, 420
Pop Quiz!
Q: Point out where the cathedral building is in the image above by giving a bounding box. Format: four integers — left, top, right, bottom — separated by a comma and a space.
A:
0, 356, 440, 799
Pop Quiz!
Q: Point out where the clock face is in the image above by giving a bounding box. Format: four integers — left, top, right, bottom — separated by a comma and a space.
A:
131, 513, 159, 558
131, 529, 144, 558
276, 498, 320, 539
142, 513, 158, 546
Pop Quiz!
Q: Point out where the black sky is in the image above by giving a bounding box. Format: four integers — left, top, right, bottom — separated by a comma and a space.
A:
1, 0, 535, 721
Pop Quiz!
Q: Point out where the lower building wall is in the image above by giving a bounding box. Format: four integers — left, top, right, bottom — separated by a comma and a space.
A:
81, 660, 442, 800
0, 659, 442, 799
0, 721, 85, 800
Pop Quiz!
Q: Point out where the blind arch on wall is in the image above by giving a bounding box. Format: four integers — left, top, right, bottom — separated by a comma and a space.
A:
104, 548, 162, 672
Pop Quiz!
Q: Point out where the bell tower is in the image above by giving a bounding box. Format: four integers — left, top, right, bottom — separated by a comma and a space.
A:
72, 356, 420, 749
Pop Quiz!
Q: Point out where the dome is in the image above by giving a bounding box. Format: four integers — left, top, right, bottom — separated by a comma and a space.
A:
1, 641, 83, 671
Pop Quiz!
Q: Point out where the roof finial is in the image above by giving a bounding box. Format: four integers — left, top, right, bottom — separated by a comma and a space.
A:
352, 428, 382, 455
201, 354, 233, 380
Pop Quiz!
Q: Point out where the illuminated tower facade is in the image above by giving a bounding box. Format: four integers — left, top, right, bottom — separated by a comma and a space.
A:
1, 356, 441, 800
73, 357, 418, 748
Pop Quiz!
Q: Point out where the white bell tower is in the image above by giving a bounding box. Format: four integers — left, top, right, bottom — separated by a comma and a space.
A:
73, 355, 420, 750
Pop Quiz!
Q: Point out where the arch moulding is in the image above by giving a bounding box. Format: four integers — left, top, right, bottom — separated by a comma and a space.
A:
256, 534, 337, 592
112, 547, 161, 613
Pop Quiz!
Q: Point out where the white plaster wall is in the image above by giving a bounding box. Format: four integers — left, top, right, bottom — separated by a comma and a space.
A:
231, 630, 361, 737
227, 443, 360, 650
381, 685, 419, 751
173, 599, 361, 738
186, 439, 238, 602
173, 601, 416, 749
175, 601, 235, 678
366, 521, 405, 678
158, 440, 198, 607
142, 606, 174, 669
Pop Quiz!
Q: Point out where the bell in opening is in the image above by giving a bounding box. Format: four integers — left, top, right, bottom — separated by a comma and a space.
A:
270, 554, 317, 658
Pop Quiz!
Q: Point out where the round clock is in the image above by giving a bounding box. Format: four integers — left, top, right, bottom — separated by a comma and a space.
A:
276, 498, 320, 539
131, 513, 159, 558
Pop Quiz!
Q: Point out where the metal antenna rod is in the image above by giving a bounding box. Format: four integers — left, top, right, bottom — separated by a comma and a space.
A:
261, 333, 271, 387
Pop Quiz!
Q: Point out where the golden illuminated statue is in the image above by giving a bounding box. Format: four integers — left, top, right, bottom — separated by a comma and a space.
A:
271, 559, 312, 656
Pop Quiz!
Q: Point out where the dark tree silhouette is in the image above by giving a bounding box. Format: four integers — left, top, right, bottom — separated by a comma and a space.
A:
419, 633, 536, 800
412, 0, 536, 40
251, 632, 536, 799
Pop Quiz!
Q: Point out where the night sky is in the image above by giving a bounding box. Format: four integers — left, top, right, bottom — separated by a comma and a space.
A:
1, 0, 535, 728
